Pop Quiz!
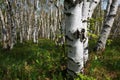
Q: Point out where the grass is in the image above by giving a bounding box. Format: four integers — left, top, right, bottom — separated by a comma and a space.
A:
0, 39, 66, 80
0, 38, 120, 80
85, 39, 120, 80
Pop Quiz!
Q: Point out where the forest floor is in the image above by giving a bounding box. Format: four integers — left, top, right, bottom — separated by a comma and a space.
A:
0, 39, 120, 80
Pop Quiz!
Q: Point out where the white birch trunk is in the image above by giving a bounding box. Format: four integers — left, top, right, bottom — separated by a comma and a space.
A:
95, 0, 119, 51
64, 0, 84, 76
27, 12, 32, 40
5, 0, 16, 49
82, 0, 90, 63
64, 0, 100, 77
87, 0, 100, 37
27, 5, 33, 41
88, 0, 100, 18
20, 1, 24, 43
33, 0, 39, 43
0, 8, 8, 49
106, 0, 112, 17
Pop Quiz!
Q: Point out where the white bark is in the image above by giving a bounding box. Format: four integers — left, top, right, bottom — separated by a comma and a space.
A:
88, 0, 100, 18
27, 4, 33, 40
64, 1, 84, 76
95, 0, 119, 51
5, 0, 16, 49
82, 0, 90, 63
82, 0, 100, 63
0, 8, 7, 48
33, 0, 39, 43
64, 0, 100, 77
20, 1, 24, 43
106, 0, 112, 16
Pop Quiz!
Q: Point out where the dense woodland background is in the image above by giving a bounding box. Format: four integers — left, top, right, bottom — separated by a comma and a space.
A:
0, 0, 120, 80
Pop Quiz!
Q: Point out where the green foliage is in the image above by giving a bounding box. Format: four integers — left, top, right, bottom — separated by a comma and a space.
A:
88, 17, 103, 32
88, 17, 103, 40
0, 39, 65, 80
75, 74, 96, 80
0, 0, 4, 5
86, 39, 120, 80
88, 32, 98, 39
107, 39, 113, 45
0, 38, 120, 80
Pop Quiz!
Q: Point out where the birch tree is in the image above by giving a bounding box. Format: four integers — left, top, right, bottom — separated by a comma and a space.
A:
95, 0, 119, 52
111, 6, 120, 38
33, 0, 39, 43
64, 0, 100, 77
0, 7, 8, 49
83, 0, 100, 63
64, 0, 84, 76
0, 0, 16, 49
82, 0, 89, 64
6, 0, 17, 49
0, 0, 64, 49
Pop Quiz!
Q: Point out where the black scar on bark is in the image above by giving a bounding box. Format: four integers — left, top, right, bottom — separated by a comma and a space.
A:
65, 12, 72, 16
94, 1, 98, 4
68, 57, 81, 66
73, 29, 81, 39
73, 29, 86, 42
7, 1, 12, 12
108, 14, 116, 17
81, 29, 85, 42
102, 24, 111, 32
68, 57, 76, 63
82, 20, 88, 23
67, 68, 77, 78
84, 46, 88, 50
64, 0, 82, 9
65, 35, 73, 41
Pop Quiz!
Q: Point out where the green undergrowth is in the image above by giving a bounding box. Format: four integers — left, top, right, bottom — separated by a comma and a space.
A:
85, 39, 120, 80
0, 38, 120, 80
0, 39, 66, 80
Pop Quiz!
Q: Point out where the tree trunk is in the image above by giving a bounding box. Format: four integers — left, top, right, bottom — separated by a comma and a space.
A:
33, 0, 39, 43
0, 8, 8, 49
95, 0, 119, 52
88, 0, 100, 18
5, 0, 16, 49
82, 0, 89, 64
64, 0, 100, 77
64, 0, 84, 77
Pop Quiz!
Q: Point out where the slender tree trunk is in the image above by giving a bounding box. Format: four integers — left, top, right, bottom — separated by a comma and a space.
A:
82, 0, 100, 68
88, 0, 100, 18
33, 0, 39, 43
106, 0, 112, 17
20, 1, 24, 43
0, 8, 8, 49
27, 10, 32, 40
82, 0, 89, 64
5, 0, 16, 49
95, 0, 119, 52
